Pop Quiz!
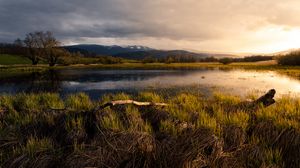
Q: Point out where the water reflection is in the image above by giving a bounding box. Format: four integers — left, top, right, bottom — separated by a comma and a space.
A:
26, 70, 62, 93
1, 69, 300, 99
0, 70, 62, 93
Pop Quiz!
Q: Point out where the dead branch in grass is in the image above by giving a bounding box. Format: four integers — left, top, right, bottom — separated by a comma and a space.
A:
93, 100, 168, 112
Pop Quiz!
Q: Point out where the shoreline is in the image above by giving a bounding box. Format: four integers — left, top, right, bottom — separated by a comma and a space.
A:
1, 62, 300, 79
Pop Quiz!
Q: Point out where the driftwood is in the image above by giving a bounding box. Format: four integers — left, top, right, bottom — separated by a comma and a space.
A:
254, 89, 276, 107
93, 100, 168, 112
49, 100, 168, 113
237, 89, 276, 114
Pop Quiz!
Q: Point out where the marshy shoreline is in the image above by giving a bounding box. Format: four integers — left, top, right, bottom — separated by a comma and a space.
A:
1, 61, 300, 79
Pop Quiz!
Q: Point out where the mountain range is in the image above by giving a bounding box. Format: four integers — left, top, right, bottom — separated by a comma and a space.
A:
63, 44, 236, 60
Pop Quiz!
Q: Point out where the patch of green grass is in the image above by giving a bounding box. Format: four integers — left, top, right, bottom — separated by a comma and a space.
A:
196, 110, 219, 134
12, 93, 64, 112
100, 111, 125, 131
65, 93, 93, 111
138, 92, 163, 102
255, 97, 300, 129
159, 119, 178, 136
0, 54, 31, 65
125, 106, 153, 133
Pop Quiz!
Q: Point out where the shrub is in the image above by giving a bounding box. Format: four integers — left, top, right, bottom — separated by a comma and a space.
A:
277, 51, 300, 65
219, 57, 233, 65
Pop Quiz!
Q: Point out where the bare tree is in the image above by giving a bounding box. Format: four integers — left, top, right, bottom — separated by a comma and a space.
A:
23, 31, 64, 66
24, 32, 44, 65
38, 31, 62, 66
48, 48, 68, 66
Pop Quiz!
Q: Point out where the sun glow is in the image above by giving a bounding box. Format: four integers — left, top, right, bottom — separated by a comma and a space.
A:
249, 26, 300, 53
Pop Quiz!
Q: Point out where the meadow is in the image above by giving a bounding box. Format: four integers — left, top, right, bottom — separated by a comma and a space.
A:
1, 91, 300, 167
0, 54, 31, 65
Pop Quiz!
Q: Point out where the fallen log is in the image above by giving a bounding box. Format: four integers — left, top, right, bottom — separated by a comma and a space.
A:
94, 100, 168, 112
241, 89, 276, 110
254, 89, 276, 107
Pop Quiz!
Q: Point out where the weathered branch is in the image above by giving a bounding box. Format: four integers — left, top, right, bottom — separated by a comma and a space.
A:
48, 100, 168, 113
238, 89, 276, 113
97, 100, 168, 110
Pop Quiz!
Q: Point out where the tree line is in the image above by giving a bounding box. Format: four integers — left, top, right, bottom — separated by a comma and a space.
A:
218, 56, 274, 64
0, 31, 122, 66
141, 55, 274, 64
277, 50, 300, 66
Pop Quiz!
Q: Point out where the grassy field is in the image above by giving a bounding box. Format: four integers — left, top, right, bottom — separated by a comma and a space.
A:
1, 91, 300, 167
0, 54, 31, 65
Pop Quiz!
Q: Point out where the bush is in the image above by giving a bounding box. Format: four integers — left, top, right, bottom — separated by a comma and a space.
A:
277, 51, 300, 65
219, 57, 233, 64
142, 56, 156, 64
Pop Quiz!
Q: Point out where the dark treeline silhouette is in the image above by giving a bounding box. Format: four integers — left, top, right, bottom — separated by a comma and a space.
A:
277, 50, 300, 66
58, 55, 123, 65
141, 55, 273, 64
218, 55, 274, 64
0, 43, 26, 55
141, 56, 218, 63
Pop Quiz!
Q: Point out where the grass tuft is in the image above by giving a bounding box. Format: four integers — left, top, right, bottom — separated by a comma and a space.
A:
65, 93, 93, 111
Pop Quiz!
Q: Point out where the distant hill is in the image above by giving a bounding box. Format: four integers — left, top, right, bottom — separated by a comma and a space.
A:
63, 44, 153, 56
63, 44, 236, 60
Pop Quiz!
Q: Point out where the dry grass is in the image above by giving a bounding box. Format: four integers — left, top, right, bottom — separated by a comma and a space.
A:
1, 91, 300, 167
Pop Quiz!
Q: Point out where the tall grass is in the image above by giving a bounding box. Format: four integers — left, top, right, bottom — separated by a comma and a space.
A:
65, 92, 93, 111
1, 91, 300, 167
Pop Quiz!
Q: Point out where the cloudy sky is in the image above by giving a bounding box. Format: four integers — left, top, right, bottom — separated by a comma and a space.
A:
1, 0, 300, 53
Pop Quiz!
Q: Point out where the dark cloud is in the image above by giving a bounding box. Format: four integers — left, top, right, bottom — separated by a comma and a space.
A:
0, 0, 227, 41
0, 0, 300, 52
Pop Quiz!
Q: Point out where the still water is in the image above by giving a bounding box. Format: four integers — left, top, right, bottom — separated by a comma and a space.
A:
0, 69, 300, 99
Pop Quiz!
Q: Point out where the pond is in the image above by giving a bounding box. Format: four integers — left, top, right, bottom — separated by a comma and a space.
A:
0, 68, 300, 99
